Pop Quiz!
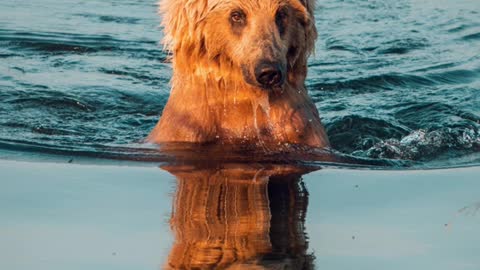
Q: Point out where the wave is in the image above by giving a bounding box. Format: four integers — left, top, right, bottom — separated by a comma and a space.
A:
0, 29, 114, 53
394, 102, 480, 129
324, 36, 429, 55
309, 67, 480, 93
361, 129, 480, 161
462, 32, 480, 41
75, 13, 142, 24
0, 29, 165, 60
309, 73, 435, 92
98, 67, 171, 86
325, 111, 480, 163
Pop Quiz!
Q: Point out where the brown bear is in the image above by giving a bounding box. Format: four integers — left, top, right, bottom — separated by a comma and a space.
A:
147, 0, 329, 148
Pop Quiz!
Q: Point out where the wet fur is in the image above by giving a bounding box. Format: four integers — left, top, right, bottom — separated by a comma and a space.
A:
148, 0, 329, 147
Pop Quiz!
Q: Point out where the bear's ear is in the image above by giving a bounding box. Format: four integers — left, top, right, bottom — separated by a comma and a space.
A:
159, 0, 209, 52
299, 0, 315, 13
300, 0, 317, 55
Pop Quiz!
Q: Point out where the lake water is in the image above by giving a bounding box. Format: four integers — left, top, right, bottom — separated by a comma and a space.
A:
1, 161, 480, 270
0, 0, 479, 168
1, 1, 480, 269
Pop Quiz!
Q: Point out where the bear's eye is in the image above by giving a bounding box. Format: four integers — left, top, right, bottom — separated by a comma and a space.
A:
230, 10, 246, 25
275, 7, 289, 35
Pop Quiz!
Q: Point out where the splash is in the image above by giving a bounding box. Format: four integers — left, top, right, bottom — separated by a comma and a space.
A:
362, 129, 480, 161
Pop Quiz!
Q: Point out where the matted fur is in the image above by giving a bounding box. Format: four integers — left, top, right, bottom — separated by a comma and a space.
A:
147, 0, 329, 147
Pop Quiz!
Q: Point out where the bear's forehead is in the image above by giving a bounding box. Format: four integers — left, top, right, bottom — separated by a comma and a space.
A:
207, 0, 307, 11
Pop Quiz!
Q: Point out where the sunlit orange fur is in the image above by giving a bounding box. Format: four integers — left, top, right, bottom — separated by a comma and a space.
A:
147, 0, 330, 147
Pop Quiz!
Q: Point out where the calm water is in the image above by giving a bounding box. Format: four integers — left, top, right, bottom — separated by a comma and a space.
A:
1, 161, 480, 270
0, 0, 479, 167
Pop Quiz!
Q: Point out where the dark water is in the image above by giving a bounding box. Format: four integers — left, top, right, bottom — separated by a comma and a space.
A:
0, 0, 479, 168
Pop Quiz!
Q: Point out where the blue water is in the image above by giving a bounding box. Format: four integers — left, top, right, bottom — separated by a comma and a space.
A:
0, 0, 479, 167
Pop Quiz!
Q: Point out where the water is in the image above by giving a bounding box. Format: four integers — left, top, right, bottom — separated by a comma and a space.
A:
0, 0, 479, 167
1, 1, 480, 268
2, 161, 480, 270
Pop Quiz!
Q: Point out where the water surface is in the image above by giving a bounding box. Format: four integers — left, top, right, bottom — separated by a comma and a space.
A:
0, 0, 479, 167
1, 1, 480, 269
1, 161, 479, 269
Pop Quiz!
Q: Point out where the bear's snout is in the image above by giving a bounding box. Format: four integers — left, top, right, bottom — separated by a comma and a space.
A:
254, 61, 285, 89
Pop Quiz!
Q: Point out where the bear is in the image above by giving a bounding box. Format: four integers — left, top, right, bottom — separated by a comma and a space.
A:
147, 0, 330, 148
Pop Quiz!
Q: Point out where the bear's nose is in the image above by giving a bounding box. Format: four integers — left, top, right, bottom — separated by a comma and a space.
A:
255, 61, 284, 88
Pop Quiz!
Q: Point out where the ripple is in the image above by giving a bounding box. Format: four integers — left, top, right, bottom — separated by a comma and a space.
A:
0, 52, 19, 58
0, 0, 479, 168
324, 37, 361, 53
326, 115, 410, 153
0, 29, 164, 59
462, 32, 480, 41
9, 96, 95, 112
0, 30, 112, 53
376, 38, 429, 55
310, 66, 480, 94
75, 13, 142, 24
310, 73, 435, 92
447, 22, 480, 33
427, 68, 480, 84
394, 102, 480, 130
98, 67, 168, 85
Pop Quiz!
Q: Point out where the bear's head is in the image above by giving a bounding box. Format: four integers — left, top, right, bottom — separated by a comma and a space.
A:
160, 0, 317, 90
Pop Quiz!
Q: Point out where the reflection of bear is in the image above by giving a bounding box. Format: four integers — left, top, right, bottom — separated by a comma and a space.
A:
163, 165, 315, 269
148, 0, 329, 148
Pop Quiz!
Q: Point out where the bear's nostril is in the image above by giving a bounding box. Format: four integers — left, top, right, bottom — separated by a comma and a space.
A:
255, 62, 284, 88
259, 69, 280, 86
